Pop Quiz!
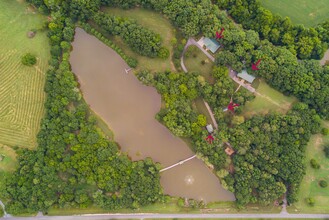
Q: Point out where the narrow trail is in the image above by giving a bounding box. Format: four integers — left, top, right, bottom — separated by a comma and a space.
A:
0, 199, 9, 218
180, 38, 218, 129
203, 100, 218, 129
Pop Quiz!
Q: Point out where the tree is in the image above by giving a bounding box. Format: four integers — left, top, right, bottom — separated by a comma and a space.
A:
323, 145, 329, 158
21, 53, 37, 66
319, 180, 328, 188
306, 197, 315, 206
310, 159, 320, 169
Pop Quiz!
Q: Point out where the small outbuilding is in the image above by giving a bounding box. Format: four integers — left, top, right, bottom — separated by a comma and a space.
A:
198, 37, 221, 53
225, 147, 235, 156
237, 69, 256, 84
206, 124, 214, 133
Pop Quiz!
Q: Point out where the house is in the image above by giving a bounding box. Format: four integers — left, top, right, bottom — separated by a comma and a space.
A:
198, 37, 220, 53
237, 69, 256, 84
206, 124, 214, 133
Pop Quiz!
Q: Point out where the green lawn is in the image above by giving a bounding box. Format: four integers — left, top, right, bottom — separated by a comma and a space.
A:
0, 0, 49, 148
184, 45, 215, 84
104, 8, 176, 72
261, 0, 329, 27
242, 79, 297, 118
193, 97, 213, 125
0, 144, 17, 173
288, 121, 329, 213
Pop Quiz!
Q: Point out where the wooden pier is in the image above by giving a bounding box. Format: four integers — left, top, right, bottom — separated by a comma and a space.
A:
160, 155, 197, 172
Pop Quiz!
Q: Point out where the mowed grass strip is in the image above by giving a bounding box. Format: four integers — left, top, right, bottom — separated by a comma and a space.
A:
242, 79, 297, 118
261, 0, 329, 27
288, 123, 329, 213
0, 0, 50, 148
104, 7, 176, 72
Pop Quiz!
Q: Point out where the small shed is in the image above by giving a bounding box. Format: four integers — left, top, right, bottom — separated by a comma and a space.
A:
202, 37, 220, 53
225, 147, 235, 156
237, 69, 256, 84
206, 124, 214, 133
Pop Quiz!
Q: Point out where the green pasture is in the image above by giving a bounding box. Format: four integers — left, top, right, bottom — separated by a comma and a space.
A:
288, 121, 329, 213
184, 45, 215, 84
0, 144, 17, 172
261, 0, 329, 27
104, 8, 176, 72
0, 0, 49, 148
242, 79, 297, 118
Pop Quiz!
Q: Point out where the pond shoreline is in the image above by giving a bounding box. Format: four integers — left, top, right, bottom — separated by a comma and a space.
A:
70, 28, 235, 202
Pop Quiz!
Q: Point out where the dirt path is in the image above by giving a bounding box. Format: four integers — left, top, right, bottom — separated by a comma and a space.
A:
180, 39, 218, 129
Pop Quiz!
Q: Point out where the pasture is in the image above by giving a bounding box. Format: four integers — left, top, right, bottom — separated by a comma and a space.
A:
0, 0, 49, 148
288, 122, 329, 213
0, 144, 17, 172
184, 45, 215, 84
242, 79, 297, 118
261, 0, 329, 27
105, 8, 176, 72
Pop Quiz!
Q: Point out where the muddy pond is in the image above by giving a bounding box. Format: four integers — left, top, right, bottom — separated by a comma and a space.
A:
70, 28, 235, 202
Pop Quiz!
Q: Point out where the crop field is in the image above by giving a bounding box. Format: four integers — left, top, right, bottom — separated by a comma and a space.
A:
105, 8, 176, 72
0, 0, 50, 148
261, 0, 329, 27
242, 79, 297, 118
288, 122, 329, 213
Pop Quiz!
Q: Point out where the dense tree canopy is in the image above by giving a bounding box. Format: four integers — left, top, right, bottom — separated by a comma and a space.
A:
216, 0, 328, 59
16, 0, 329, 210
2, 11, 162, 215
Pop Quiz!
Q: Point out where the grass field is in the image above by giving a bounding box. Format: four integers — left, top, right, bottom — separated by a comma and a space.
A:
0, 144, 17, 172
193, 98, 213, 125
47, 198, 281, 215
0, 0, 50, 148
261, 0, 329, 27
288, 121, 329, 213
242, 79, 297, 118
104, 8, 176, 72
184, 45, 215, 84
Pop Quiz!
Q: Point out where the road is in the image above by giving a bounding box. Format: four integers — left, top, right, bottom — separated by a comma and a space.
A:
2, 213, 329, 219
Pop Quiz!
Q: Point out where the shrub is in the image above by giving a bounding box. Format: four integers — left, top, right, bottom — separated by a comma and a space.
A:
323, 145, 329, 158
306, 197, 315, 206
21, 53, 37, 66
158, 47, 169, 59
319, 180, 328, 188
127, 58, 138, 68
310, 159, 320, 169
322, 128, 329, 135
201, 60, 206, 65
177, 197, 185, 207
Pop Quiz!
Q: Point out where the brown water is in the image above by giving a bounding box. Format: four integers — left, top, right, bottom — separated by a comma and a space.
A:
70, 28, 235, 202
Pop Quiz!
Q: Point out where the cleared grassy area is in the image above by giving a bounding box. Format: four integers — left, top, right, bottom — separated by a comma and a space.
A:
193, 98, 213, 125
48, 198, 194, 215
242, 79, 297, 118
0, 0, 50, 148
104, 8, 176, 72
184, 45, 215, 84
0, 144, 17, 172
261, 0, 329, 27
288, 121, 329, 214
